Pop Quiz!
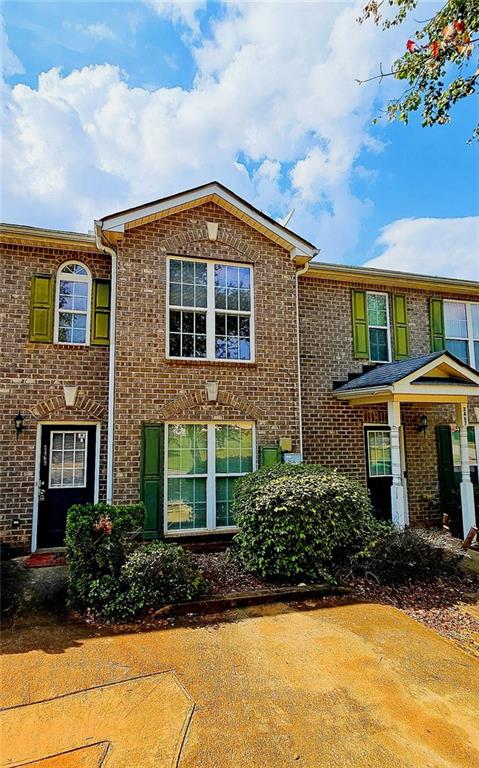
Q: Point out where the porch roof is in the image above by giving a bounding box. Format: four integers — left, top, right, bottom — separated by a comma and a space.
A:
334, 351, 479, 405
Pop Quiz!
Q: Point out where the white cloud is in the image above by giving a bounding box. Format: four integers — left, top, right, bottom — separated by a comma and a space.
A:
2, 2, 413, 257
63, 21, 118, 42
146, 1, 206, 34
1, 16, 24, 77
365, 217, 479, 280
84, 23, 118, 42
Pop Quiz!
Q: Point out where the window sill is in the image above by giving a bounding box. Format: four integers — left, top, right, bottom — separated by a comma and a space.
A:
165, 357, 257, 367
164, 528, 238, 538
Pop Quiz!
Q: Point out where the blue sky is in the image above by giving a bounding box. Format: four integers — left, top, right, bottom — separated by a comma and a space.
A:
2, 1, 478, 277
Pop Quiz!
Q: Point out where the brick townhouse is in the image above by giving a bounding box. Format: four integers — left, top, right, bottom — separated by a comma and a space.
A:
1, 182, 478, 554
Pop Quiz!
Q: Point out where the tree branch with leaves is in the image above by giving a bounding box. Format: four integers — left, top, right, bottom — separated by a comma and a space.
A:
357, 0, 478, 140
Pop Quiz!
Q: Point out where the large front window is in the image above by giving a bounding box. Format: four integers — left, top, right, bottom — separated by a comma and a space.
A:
444, 301, 479, 369
166, 422, 254, 532
168, 258, 253, 361
367, 292, 390, 362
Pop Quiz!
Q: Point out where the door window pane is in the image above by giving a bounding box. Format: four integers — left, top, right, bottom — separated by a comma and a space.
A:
49, 431, 88, 488
368, 431, 392, 477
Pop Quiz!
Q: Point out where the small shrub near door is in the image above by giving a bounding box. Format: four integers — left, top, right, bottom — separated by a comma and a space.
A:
65, 502, 144, 613
233, 464, 378, 582
122, 543, 208, 615
65, 503, 208, 621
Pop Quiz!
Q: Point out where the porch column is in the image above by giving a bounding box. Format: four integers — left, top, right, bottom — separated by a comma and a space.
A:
455, 403, 476, 537
387, 401, 406, 529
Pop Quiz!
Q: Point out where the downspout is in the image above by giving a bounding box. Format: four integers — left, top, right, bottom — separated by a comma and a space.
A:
94, 220, 117, 505
295, 260, 311, 459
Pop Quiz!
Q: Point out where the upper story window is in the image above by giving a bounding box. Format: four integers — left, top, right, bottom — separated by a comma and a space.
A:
168, 257, 254, 362
54, 262, 91, 345
367, 292, 391, 363
444, 300, 479, 368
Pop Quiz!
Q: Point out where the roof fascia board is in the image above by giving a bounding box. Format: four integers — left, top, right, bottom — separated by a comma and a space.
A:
0, 224, 98, 251
100, 184, 317, 258
306, 262, 479, 296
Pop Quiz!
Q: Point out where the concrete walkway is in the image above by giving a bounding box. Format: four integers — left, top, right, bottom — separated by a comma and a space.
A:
1, 601, 478, 767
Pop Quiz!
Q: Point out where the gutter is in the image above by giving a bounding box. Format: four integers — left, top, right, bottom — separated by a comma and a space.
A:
295, 260, 311, 458
94, 220, 117, 505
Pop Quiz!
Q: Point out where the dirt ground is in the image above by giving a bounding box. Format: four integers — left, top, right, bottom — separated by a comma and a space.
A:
1, 599, 478, 767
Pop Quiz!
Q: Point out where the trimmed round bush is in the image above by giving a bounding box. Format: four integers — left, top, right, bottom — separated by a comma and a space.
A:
233, 464, 377, 581
121, 542, 209, 616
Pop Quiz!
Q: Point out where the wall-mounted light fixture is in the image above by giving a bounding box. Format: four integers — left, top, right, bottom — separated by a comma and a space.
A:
417, 414, 428, 436
206, 381, 219, 402
14, 412, 24, 437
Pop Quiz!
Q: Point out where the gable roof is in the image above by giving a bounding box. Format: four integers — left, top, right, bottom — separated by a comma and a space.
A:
335, 352, 444, 392
334, 350, 479, 400
98, 181, 318, 261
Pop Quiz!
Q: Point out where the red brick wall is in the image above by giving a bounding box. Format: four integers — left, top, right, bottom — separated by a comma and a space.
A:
0, 242, 110, 552
112, 202, 301, 506
298, 274, 479, 526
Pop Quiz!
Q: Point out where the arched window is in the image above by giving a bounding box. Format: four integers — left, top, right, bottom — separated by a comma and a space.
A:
54, 262, 91, 345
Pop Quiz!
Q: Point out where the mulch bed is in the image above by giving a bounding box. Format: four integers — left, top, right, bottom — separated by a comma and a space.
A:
190, 550, 479, 657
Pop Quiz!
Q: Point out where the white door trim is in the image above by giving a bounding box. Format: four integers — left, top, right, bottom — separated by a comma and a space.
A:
31, 420, 101, 553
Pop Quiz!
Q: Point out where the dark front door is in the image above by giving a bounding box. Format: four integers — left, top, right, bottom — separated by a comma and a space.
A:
37, 425, 96, 548
365, 427, 392, 521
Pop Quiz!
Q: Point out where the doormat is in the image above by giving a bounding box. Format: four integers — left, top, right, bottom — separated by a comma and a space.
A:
23, 552, 66, 568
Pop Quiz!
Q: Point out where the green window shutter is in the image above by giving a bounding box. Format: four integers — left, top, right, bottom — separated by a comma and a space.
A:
91, 279, 111, 345
430, 297, 445, 352
259, 445, 281, 467
140, 424, 164, 539
392, 294, 410, 360
29, 274, 54, 342
352, 290, 369, 359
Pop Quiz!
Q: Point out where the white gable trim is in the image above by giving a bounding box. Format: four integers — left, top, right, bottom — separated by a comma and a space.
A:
99, 183, 318, 259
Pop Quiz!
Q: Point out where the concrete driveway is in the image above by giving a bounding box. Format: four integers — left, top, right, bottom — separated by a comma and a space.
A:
1, 600, 478, 767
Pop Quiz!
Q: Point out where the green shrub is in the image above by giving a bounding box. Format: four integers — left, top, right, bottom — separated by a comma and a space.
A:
350, 527, 462, 584
65, 502, 145, 613
121, 542, 208, 617
233, 464, 378, 581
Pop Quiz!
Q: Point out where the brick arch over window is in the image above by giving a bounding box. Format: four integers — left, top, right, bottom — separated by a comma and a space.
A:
161, 389, 263, 421
158, 225, 256, 261
30, 395, 105, 420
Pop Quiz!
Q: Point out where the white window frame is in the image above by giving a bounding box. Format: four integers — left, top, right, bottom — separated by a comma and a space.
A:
164, 420, 256, 535
366, 291, 391, 363
54, 261, 91, 346
444, 300, 479, 369
166, 255, 255, 363
48, 429, 89, 489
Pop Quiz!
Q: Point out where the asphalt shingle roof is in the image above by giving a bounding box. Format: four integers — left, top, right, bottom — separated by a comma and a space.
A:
334, 351, 477, 392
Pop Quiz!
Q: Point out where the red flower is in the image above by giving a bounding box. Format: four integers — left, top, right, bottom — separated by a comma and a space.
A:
454, 19, 465, 33
406, 39, 415, 52
430, 40, 440, 58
